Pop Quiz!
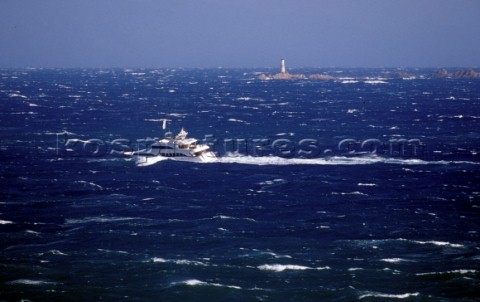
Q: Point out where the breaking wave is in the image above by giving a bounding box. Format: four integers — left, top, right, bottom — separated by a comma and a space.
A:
257, 264, 330, 272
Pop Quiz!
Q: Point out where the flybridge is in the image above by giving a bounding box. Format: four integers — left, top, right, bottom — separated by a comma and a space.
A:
125, 126, 217, 164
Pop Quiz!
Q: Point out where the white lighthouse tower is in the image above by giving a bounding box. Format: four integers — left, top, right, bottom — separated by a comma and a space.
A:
280, 58, 286, 74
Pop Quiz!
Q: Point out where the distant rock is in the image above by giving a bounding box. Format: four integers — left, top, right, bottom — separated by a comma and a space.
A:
432, 68, 480, 78
452, 69, 480, 78
258, 72, 307, 80
385, 71, 416, 79
258, 72, 334, 80
259, 58, 336, 80
308, 74, 336, 80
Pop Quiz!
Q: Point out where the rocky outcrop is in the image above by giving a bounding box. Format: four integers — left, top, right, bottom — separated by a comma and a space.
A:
432, 68, 480, 78
258, 72, 306, 80
385, 71, 416, 79
258, 72, 334, 80
307, 74, 336, 80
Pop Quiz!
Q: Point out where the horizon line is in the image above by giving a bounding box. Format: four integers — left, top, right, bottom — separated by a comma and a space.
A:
1, 65, 479, 70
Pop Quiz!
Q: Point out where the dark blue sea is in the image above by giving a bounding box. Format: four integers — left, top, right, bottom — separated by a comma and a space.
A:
1, 68, 479, 301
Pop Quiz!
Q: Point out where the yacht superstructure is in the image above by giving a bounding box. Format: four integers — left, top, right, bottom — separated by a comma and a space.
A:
126, 127, 217, 163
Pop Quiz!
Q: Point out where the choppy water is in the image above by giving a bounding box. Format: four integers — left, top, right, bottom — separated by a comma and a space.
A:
1, 68, 479, 301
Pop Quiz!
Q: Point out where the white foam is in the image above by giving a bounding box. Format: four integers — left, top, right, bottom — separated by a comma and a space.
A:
257, 264, 330, 272
25, 230, 41, 235
183, 279, 204, 286
258, 179, 286, 185
7, 279, 56, 286
417, 269, 477, 276
153, 257, 208, 266
46, 250, 68, 256
357, 183, 377, 187
240, 249, 292, 259
173, 259, 208, 266
216, 155, 480, 166
152, 257, 167, 263
8, 93, 28, 99
167, 113, 187, 117
135, 154, 480, 168
208, 215, 256, 222
0, 219, 13, 225
332, 191, 368, 196
359, 292, 419, 299
74, 180, 103, 190
227, 118, 250, 124
144, 119, 164, 122
380, 258, 411, 263
348, 267, 364, 271
65, 216, 141, 224
412, 240, 464, 248
364, 80, 388, 84
171, 279, 241, 290
135, 156, 169, 167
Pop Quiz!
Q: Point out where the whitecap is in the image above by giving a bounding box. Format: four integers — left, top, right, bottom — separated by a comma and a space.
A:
144, 119, 164, 122
258, 179, 286, 186
97, 249, 128, 254
211, 215, 257, 222
8, 93, 28, 99
171, 279, 241, 290
348, 268, 364, 271
364, 80, 388, 84
357, 183, 377, 187
416, 269, 477, 276
380, 258, 412, 263
73, 180, 103, 190
45, 250, 68, 256
25, 230, 41, 235
227, 118, 249, 124
152, 257, 167, 263
236, 97, 254, 101
167, 113, 186, 118
152, 257, 208, 266
239, 249, 292, 259
412, 240, 464, 248
257, 264, 330, 272
65, 216, 142, 224
332, 191, 368, 196
359, 292, 419, 299
7, 279, 57, 286
0, 219, 13, 225
173, 259, 208, 266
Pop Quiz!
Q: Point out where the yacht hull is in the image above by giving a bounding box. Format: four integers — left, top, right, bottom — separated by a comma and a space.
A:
134, 151, 217, 166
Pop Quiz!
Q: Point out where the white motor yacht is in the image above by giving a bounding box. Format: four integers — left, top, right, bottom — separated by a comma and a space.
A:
125, 127, 217, 164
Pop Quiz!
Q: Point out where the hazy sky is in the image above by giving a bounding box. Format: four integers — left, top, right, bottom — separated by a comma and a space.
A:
1, 0, 479, 68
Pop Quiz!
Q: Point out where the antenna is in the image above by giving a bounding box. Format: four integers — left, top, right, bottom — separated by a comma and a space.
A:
162, 119, 172, 138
